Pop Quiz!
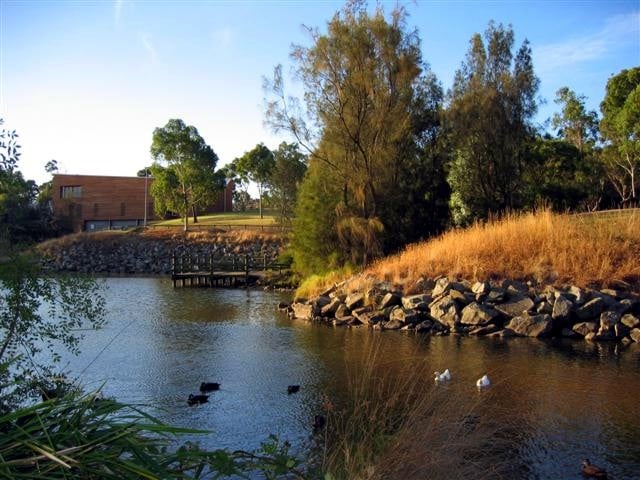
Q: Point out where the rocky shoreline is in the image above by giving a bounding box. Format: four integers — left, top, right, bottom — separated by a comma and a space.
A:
37, 231, 286, 276
283, 277, 640, 344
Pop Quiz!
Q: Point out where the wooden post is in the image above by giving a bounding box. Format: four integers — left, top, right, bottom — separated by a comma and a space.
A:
263, 253, 267, 270
244, 254, 249, 283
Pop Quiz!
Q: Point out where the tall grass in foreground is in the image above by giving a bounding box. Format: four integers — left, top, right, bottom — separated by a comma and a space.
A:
318, 342, 515, 480
366, 209, 640, 292
0, 391, 303, 479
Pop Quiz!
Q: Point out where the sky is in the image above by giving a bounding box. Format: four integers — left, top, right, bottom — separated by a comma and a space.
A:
1, 0, 639, 186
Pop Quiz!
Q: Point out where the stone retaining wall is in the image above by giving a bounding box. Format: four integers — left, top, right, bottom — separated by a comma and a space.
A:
284, 277, 640, 344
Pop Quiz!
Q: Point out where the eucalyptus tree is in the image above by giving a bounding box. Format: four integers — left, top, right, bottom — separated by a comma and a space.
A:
446, 22, 539, 225
268, 142, 307, 225
150, 119, 221, 230
265, 1, 447, 269
552, 87, 599, 153
232, 143, 275, 219
599, 67, 640, 206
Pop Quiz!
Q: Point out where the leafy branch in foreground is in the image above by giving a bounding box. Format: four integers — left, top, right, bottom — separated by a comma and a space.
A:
0, 390, 306, 479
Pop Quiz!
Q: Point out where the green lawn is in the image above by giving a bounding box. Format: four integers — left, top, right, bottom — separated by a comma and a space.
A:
151, 210, 278, 227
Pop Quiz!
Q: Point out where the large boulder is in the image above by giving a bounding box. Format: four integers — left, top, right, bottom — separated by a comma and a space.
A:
552, 294, 574, 321
572, 322, 598, 337
597, 311, 621, 336
402, 294, 431, 311
432, 277, 451, 297
291, 303, 316, 320
468, 323, 499, 335
472, 281, 491, 296
345, 293, 365, 310
355, 310, 387, 326
335, 304, 351, 320
461, 302, 499, 326
495, 295, 534, 318
575, 297, 606, 320
379, 292, 401, 309
630, 328, 640, 343
320, 298, 342, 317
429, 295, 460, 328
506, 313, 553, 337
621, 314, 640, 329
389, 307, 420, 325
383, 319, 404, 330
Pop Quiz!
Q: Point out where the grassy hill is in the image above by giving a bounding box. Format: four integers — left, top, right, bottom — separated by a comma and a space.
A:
298, 209, 640, 297
151, 211, 278, 227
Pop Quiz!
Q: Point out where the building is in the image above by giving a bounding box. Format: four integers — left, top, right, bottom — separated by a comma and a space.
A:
52, 174, 233, 232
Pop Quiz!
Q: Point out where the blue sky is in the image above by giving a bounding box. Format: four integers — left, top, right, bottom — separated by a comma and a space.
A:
1, 0, 638, 185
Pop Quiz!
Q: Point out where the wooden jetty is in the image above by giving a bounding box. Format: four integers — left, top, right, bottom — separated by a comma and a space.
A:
171, 253, 291, 288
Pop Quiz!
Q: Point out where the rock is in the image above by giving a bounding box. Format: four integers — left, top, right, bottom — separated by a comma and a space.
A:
401, 294, 431, 311
506, 313, 553, 337
461, 302, 499, 326
379, 292, 401, 309
561, 328, 579, 338
389, 307, 419, 325
333, 318, 350, 326
503, 280, 529, 295
449, 289, 471, 305
614, 322, 630, 339
319, 285, 337, 297
415, 320, 433, 332
335, 304, 351, 320
621, 314, 640, 329
291, 303, 316, 320
584, 332, 597, 342
472, 281, 491, 295
469, 323, 499, 335
494, 295, 535, 318
320, 298, 342, 317
568, 285, 587, 305
536, 300, 553, 315
630, 328, 640, 343
598, 311, 621, 336
572, 322, 598, 337
383, 319, 404, 330
345, 293, 364, 310
429, 295, 460, 328
432, 277, 451, 297
575, 297, 606, 320
614, 299, 635, 314
346, 317, 362, 326
355, 310, 386, 325
414, 277, 435, 292
485, 289, 506, 304
552, 294, 573, 321
277, 302, 290, 311
352, 306, 371, 317
590, 291, 617, 308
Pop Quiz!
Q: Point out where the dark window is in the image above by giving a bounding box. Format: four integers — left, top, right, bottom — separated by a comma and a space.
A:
120, 202, 126, 216
60, 186, 82, 199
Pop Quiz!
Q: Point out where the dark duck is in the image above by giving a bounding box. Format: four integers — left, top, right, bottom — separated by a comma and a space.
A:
581, 459, 607, 479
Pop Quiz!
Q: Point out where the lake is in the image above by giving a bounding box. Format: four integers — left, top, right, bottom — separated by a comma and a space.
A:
59, 277, 640, 479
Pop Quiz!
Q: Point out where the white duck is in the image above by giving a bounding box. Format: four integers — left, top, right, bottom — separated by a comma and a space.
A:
476, 374, 490, 389
434, 369, 452, 383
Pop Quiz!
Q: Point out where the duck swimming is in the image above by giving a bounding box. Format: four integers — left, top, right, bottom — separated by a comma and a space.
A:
287, 385, 300, 394
200, 382, 220, 393
187, 394, 209, 406
476, 374, 490, 388
581, 459, 607, 479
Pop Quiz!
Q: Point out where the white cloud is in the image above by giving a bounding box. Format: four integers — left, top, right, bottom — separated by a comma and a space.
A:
534, 10, 639, 74
139, 33, 158, 65
212, 27, 233, 50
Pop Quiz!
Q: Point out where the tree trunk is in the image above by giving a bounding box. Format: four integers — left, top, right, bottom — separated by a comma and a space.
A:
259, 184, 263, 219
192, 204, 198, 224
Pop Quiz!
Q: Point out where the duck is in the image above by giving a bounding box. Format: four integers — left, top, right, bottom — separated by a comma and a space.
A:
433, 369, 451, 383
442, 368, 452, 380
187, 394, 209, 406
200, 382, 220, 393
581, 459, 607, 479
287, 385, 300, 394
476, 374, 490, 389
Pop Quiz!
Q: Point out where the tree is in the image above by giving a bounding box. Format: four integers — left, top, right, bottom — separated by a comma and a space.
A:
268, 142, 307, 225
600, 67, 640, 206
0, 254, 105, 412
446, 22, 539, 224
150, 119, 221, 231
232, 143, 275, 219
265, 1, 448, 267
552, 87, 599, 153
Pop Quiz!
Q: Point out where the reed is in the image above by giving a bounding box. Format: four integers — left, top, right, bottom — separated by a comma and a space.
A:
319, 341, 515, 480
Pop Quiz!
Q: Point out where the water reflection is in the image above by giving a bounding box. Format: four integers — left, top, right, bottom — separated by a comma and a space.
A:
58, 278, 640, 479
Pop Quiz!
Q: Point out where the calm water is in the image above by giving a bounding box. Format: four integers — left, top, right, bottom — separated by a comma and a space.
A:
58, 278, 640, 479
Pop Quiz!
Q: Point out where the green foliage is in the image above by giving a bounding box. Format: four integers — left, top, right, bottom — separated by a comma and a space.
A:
269, 142, 307, 225
231, 143, 276, 219
0, 254, 105, 413
266, 1, 449, 269
446, 22, 539, 224
552, 87, 599, 152
150, 119, 222, 231
0, 391, 305, 479
599, 67, 640, 205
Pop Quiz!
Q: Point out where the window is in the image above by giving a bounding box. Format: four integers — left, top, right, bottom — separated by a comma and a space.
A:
120, 202, 126, 216
60, 186, 82, 199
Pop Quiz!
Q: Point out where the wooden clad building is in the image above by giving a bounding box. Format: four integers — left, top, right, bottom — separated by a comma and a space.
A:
52, 174, 233, 232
